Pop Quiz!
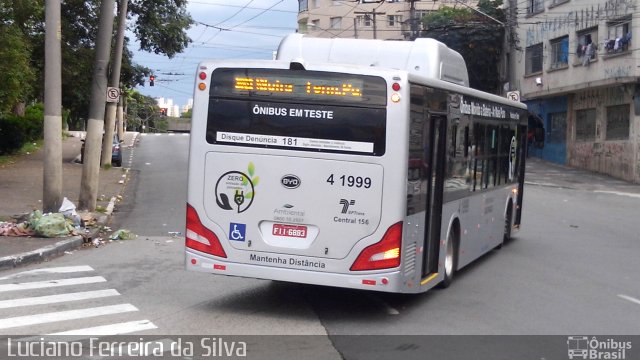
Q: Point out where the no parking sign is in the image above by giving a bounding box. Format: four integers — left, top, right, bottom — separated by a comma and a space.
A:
106, 87, 120, 103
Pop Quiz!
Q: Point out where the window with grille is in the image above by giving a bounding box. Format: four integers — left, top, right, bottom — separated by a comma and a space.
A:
525, 43, 543, 75
605, 17, 631, 54
550, 36, 569, 69
528, 0, 544, 14
606, 105, 630, 140
387, 15, 402, 27
548, 112, 566, 143
575, 109, 596, 142
576, 28, 598, 65
358, 15, 372, 27
299, 0, 308, 12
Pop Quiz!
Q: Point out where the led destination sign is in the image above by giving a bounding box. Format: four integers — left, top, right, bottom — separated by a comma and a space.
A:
234, 76, 362, 98
211, 68, 387, 105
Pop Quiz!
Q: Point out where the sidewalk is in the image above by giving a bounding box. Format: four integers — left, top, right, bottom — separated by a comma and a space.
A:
0, 131, 138, 270
525, 157, 640, 195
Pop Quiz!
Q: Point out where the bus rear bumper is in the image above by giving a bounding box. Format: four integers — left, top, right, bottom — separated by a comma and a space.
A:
186, 249, 407, 293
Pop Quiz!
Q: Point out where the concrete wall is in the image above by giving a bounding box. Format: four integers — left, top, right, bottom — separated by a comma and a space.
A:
568, 86, 639, 182
513, 0, 638, 99
511, 0, 640, 183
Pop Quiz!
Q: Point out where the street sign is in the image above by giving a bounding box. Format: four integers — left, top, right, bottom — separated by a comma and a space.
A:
106, 87, 120, 103
507, 91, 520, 102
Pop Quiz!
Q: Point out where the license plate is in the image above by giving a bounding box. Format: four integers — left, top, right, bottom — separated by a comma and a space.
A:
272, 224, 307, 238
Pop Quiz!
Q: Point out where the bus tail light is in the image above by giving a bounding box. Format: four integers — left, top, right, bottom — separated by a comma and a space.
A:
185, 203, 227, 258
350, 222, 402, 271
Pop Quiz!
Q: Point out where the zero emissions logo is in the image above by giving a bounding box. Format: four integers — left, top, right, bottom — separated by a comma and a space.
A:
215, 163, 259, 213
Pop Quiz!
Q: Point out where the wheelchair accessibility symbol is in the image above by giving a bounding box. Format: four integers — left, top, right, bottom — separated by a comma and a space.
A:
229, 223, 246, 242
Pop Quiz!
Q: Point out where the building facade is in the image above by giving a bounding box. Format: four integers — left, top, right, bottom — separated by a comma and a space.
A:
510, 0, 639, 182
297, 0, 477, 40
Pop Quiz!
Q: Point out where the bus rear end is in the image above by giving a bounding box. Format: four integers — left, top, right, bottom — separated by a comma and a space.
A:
185, 61, 410, 292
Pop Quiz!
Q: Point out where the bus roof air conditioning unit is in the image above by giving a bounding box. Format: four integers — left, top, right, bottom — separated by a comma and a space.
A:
276, 34, 469, 87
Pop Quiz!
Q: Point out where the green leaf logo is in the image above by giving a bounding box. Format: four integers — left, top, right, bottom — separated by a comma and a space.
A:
245, 162, 258, 198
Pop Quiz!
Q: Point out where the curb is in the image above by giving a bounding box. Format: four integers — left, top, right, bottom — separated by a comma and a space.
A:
0, 132, 138, 272
0, 236, 85, 271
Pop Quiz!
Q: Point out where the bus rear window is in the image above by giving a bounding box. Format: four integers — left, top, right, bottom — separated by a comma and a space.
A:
206, 68, 387, 156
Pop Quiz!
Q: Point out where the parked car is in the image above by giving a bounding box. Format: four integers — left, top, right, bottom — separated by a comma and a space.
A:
80, 134, 123, 167
111, 134, 122, 167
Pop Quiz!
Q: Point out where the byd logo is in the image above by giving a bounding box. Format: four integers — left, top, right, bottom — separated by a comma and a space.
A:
281, 175, 301, 189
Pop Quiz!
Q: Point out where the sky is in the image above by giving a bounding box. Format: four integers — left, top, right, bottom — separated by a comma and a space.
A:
130, 0, 300, 108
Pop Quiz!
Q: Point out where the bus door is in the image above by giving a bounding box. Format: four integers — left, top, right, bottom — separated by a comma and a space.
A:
515, 124, 527, 227
421, 115, 447, 279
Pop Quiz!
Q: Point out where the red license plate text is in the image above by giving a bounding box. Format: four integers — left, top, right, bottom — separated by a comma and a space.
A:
272, 224, 307, 238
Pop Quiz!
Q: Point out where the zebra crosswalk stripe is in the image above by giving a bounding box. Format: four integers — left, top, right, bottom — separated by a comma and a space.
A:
0, 289, 120, 309
0, 265, 94, 280
48, 319, 157, 336
0, 276, 107, 293
0, 304, 139, 330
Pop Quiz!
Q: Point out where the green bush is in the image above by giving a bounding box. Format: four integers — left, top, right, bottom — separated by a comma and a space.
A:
0, 116, 26, 154
0, 104, 45, 155
23, 103, 44, 140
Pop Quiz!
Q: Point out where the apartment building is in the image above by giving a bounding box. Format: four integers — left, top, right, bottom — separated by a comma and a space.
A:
297, 0, 477, 40
510, 0, 639, 182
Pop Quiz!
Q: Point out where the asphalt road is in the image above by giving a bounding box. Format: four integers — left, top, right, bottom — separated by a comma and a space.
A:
1, 133, 639, 359
104, 133, 640, 336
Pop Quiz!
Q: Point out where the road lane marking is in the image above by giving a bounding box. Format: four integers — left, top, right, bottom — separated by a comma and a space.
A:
0, 289, 120, 309
618, 294, 640, 306
0, 276, 107, 293
594, 191, 640, 199
48, 319, 157, 336
0, 266, 94, 280
0, 304, 138, 330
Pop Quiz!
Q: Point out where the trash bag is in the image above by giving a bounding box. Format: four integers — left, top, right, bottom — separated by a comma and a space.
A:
59, 197, 81, 227
29, 211, 75, 238
110, 229, 136, 240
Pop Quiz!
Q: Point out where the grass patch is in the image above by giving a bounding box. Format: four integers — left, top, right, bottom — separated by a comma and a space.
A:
95, 205, 107, 213
0, 140, 43, 167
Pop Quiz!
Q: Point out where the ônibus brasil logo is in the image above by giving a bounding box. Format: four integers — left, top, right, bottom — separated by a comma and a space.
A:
567, 336, 632, 360
215, 162, 259, 213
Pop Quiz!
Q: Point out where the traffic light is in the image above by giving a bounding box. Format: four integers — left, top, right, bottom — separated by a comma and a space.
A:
150, 75, 155, 86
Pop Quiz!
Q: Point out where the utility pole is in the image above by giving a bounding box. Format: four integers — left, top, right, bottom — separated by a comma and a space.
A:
353, 17, 358, 39
354, 11, 386, 39
102, 0, 128, 166
43, 0, 62, 213
79, 0, 115, 211
409, 0, 417, 40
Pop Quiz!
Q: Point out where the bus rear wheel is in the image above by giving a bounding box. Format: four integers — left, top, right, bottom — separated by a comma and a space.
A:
503, 205, 513, 242
440, 230, 457, 288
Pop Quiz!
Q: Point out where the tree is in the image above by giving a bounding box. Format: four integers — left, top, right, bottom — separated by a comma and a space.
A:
420, 0, 505, 93
0, 0, 192, 124
181, 108, 192, 119
129, 0, 192, 58
125, 90, 159, 132
0, 24, 35, 115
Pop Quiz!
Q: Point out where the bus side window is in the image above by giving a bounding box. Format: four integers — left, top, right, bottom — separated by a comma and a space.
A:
463, 126, 469, 158
450, 124, 458, 158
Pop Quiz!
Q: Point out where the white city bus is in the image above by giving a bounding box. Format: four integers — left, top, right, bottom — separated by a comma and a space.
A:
185, 34, 528, 293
